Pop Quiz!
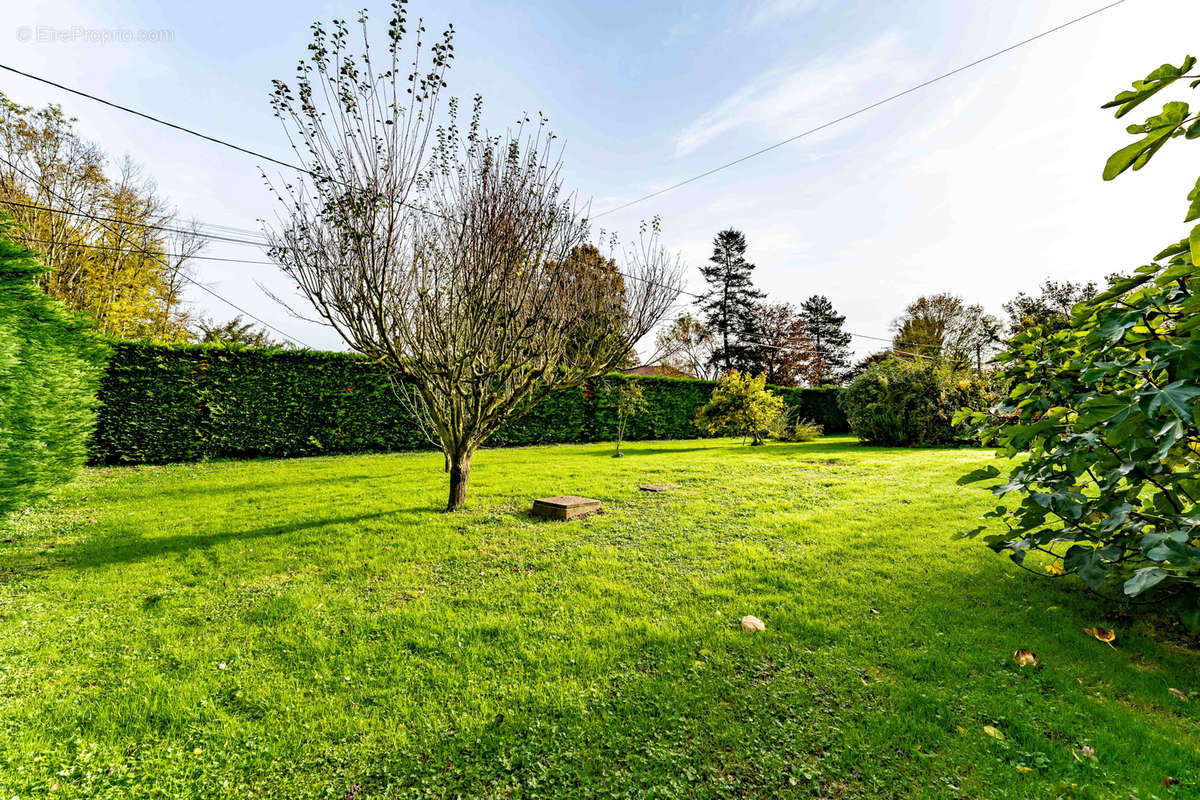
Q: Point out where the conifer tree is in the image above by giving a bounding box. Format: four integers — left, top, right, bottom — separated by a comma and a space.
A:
697, 229, 764, 374
799, 294, 851, 384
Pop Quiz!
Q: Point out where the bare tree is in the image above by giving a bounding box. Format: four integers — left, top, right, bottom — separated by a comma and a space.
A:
650, 313, 717, 379
265, 7, 680, 509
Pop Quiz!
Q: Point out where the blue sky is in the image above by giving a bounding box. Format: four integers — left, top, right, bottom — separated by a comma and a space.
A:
6, 0, 1200, 356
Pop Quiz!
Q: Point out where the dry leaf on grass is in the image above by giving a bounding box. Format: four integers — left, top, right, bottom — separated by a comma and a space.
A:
982, 725, 1004, 740
1168, 687, 1188, 702
1013, 649, 1038, 667
1081, 627, 1116, 647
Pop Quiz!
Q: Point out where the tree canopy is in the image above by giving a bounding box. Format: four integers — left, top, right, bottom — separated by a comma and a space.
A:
697, 229, 765, 375
0, 93, 202, 341
266, 8, 679, 510
798, 295, 850, 384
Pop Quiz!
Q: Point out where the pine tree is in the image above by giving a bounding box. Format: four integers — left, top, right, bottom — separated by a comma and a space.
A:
697, 229, 765, 375
799, 294, 851, 385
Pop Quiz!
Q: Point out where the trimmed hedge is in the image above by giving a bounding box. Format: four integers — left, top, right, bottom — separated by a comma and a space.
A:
1, 219, 106, 515
90, 342, 847, 464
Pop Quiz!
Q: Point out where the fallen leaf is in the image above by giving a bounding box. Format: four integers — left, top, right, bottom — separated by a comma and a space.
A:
740, 615, 765, 633
1168, 688, 1188, 702
1081, 745, 1096, 761
1015, 765, 1033, 773
1013, 649, 1038, 667
982, 725, 1004, 740
1081, 627, 1116, 647
1163, 776, 1179, 787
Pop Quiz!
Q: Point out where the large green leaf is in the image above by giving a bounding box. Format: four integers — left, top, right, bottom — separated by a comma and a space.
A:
1103, 125, 1176, 180
1191, 221, 1200, 267
1187, 176, 1200, 223
1064, 545, 1108, 590
1102, 57, 1196, 118
1148, 380, 1200, 420
1124, 566, 1168, 596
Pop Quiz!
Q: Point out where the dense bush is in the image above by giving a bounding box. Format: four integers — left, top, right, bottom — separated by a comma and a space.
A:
0, 217, 105, 517
841, 358, 994, 447
90, 343, 848, 464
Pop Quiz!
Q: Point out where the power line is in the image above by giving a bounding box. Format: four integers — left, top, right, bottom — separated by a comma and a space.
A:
590, 0, 1127, 218
0, 61, 447, 222
3, 6, 1089, 354
0, 155, 313, 348
1, 0, 1127, 227
13, 234, 278, 265
8, 195, 931, 353
0, 197, 270, 247
0, 63, 309, 176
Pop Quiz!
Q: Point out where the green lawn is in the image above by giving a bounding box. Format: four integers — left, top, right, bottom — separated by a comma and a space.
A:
1, 437, 1196, 799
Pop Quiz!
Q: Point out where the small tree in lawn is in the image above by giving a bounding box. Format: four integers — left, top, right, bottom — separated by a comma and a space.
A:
265, 7, 681, 510
695, 370, 783, 446
607, 379, 648, 458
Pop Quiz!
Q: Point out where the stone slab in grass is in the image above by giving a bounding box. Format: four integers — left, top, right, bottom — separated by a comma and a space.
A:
532, 495, 601, 520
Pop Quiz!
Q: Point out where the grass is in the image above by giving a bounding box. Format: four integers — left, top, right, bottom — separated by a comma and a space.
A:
1, 436, 1197, 799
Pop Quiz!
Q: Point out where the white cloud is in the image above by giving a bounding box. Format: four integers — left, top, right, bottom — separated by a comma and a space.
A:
673, 30, 920, 156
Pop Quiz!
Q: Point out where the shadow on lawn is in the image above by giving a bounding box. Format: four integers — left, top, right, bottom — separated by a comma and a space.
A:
3, 507, 425, 575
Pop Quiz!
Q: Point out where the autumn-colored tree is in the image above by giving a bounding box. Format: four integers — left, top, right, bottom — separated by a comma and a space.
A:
0, 93, 201, 340
749, 302, 819, 387
652, 313, 716, 379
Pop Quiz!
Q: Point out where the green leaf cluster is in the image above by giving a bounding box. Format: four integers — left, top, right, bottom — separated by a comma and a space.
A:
960, 57, 1200, 622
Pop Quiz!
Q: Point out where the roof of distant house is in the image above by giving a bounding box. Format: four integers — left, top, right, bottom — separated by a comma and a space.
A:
623, 364, 692, 379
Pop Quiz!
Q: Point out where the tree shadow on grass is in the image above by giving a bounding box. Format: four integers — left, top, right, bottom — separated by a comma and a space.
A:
105, 471, 426, 504
2, 507, 427, 576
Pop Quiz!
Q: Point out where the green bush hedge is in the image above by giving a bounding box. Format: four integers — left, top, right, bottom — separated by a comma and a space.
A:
90, 343, 848, 464
1, 218, 106, 516
840, 357, 996, 447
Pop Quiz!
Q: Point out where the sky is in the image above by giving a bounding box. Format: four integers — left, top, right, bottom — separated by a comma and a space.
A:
5, 0, 1200, 359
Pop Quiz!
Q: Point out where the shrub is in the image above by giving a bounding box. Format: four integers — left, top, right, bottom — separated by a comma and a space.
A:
841, 358, 993, 447
958, 55, 1200, 627
0, 218, 105, 517
695, 371, 785, 446
769, 406, 823, 442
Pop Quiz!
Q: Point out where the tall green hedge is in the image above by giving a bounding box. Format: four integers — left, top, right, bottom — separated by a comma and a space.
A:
0, 218, 106, 516
90, 342, 847, 464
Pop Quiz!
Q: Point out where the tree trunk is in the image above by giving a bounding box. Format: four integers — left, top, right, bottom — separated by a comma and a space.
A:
447, 450, 473, 511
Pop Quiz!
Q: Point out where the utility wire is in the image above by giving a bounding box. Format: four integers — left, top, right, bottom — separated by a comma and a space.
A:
590, 0, 1127, 218
1, 0, 1126, 225
5, 6, 1087, 354
0, 61, 447, 221
0, 155, 313, 348
0, 198, 270, 247
9, 196, 935, 353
